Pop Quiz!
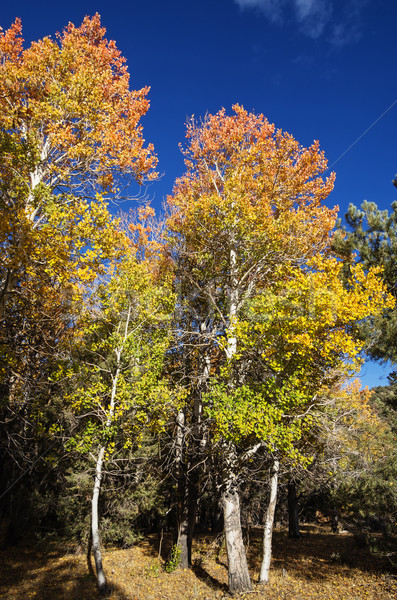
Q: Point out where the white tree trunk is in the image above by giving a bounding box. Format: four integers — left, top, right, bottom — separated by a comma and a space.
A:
92, 445, 108, 594
90, 305, 131, 592
0, 140, 50, 319
222, 465, 253, 594
221, 246, 253, 593
226, 247, 238, 361
259, 456, 280, 585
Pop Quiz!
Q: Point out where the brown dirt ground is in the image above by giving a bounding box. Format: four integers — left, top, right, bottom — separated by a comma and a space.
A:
0, 526, 396, 600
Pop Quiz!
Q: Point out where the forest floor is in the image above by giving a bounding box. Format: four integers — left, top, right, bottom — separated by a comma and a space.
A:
0, 525, 396, 600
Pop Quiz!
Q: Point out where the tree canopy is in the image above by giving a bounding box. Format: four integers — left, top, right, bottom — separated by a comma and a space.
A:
0, 17, 396, 598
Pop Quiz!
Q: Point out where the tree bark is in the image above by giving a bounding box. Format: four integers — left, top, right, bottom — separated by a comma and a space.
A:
176, 328, 210, 568
219, 246, 252, 593
175, 409, 190, 568
0, 142, 50, 321
177, 472, 198, 568
92, 445, 108, 595
221, 456, 252, 594
288, 480, 301, 538
259, 457, 279, 585
175, 398, 204, 567
89, 306, 130, 593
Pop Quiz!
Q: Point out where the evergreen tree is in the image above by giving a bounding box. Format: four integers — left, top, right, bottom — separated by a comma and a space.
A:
333, 200, 397, 362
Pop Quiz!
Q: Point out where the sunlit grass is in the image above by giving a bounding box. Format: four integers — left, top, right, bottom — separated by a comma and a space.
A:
0, 526, 395, 599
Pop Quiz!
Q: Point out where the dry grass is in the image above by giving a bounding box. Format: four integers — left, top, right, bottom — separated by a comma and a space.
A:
0, 526, 395, 600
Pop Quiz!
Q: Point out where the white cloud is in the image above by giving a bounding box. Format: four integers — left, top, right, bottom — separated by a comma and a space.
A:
295, 0, 320, 20
328, 1, 368, 47
330, 21, 360, 47
295, 0, 332, 39
235, 0, 287, 24
234, 0, 368, 45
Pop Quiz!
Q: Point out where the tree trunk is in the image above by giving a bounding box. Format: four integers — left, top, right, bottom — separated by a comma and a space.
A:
177, 502, 190, 568
331, 506, 339, 533
211, 500, 223, 532
288, 480, 301, 538
175, 408, 190, 568
259, 457, 279, 585
221, 459, 252, 594
89, 312, 127, 594
177, 473, 198, 568
220, 248, 252, 593
0, 269, 16, 321
92, 445, 108, 595
176, 331, 210, 568
0, 144, 50, 321
175, 403, 203, 568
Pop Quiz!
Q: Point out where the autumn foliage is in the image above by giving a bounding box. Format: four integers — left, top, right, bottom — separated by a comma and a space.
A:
168, 105, 337, 267
0, 14, 158, 316
0, 14, 156, 192
0, 16, 396, 599
165, 105, 393, 593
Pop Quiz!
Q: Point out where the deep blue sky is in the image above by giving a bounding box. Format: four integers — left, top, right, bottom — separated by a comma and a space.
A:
2, 0, 396, 387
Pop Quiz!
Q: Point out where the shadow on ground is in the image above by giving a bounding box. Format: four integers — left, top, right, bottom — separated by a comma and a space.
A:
0, 542, 131, 600
192, 559, 228, 593
246, 525, 397, 582
0, 526, 395, 599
